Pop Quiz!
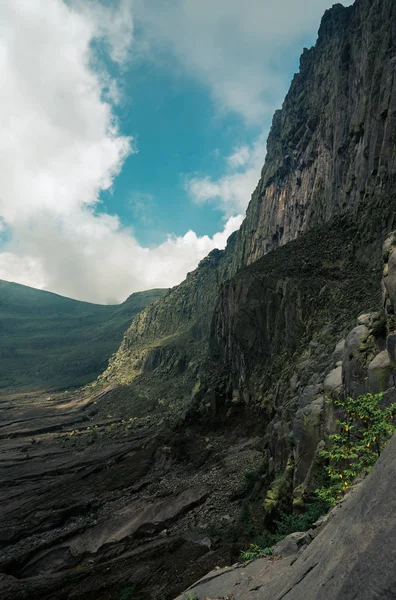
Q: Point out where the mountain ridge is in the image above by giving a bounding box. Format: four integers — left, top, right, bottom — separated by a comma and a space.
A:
0, 280, 168, 392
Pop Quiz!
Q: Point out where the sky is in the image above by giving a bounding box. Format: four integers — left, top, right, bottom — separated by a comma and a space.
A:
0, 0, 353, 304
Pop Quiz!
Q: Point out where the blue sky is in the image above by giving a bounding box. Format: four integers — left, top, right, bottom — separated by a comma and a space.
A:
103, 64, 234, 244
102, 13, 317, 246
0, 0, 353, 302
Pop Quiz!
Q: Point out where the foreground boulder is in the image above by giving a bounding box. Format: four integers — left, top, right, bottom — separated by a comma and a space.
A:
175, 432, 396, 600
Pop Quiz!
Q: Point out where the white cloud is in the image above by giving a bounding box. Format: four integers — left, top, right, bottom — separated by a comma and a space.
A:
133, 0, 354, 123
1, 213, 242, 304
70, 0, 134, 65
0, 253, 46, 290
186, 134, 267, 216
0, 0, 132, 226
0, 0, 243, 303
227, 146, 251, 169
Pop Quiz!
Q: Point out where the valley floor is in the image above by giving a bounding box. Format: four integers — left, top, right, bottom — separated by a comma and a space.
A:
0, 388, 262, 600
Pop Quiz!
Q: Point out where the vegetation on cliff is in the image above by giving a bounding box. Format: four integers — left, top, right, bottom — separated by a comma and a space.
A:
317, 392, 396, 505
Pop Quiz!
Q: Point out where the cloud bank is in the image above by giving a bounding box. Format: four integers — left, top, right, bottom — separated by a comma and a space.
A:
0, 0, 242, 303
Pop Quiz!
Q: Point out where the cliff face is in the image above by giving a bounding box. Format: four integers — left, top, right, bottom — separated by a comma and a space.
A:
96, 0, 396, 540
210, 219, 380, 394
100, 247, 227, 390
234, 0, 396, 266
104, 0, 396, 398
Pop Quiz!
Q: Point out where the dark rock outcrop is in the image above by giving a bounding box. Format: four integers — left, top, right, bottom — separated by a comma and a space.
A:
174, 432, 396, 600
0, 391, 263, 600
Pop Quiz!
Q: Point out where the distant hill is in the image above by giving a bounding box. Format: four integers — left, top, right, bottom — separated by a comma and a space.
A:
0, 280, 168, 392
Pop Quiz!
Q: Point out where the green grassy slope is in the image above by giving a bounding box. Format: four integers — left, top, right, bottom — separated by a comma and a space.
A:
0, 280, 168, 392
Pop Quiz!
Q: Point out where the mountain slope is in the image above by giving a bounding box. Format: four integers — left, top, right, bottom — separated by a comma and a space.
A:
0, 280, 167, 392
96, 0, 396, 563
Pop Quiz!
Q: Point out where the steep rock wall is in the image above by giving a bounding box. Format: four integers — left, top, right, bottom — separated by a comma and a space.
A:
210, 219, 380, 394
104, 0, 396, 407
233, 0, 396, 267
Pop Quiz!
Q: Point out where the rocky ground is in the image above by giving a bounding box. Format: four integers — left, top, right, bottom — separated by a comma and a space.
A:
174, 432, 396, 600
0, 388, 263, 600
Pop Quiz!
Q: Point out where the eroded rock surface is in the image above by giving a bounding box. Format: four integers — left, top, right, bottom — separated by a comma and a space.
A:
175, 433, 396, 600
0, 391, 263, 600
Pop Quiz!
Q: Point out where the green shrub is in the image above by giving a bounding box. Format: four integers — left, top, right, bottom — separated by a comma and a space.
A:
240, 393, 396, 563
239, 543, 273, 561
316, 392, 396, 506
274, 500, 329, 535
239, 492, 329, 559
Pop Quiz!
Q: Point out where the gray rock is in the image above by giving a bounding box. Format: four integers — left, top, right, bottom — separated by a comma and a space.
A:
357, 312, 381, 327
312, 513, 331, 529
69, 485, 211, 555
293, 397, 324, 489
289, 372, 299, 394
343, 325, 370, 357
384, 249, 396, 310
332, 339, 345, 363
368, 350, 395, 394
386, 332, 396, 364
174, 434, 396, 600
298, 384, 323, 408
380, 387, 396, 410
382, 231, 396, 261
323, 366, 342, 394
307, 372, 321, 386
342, 325, 373, 397
272, 531, 309, 557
